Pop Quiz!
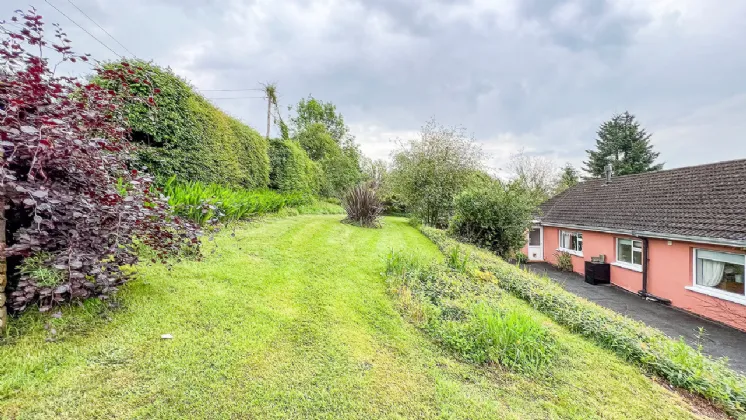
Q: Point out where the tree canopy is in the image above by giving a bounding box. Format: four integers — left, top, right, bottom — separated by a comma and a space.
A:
583, 112, 663, 177
290, 96, 350, 146
555, 163, 579, 194
289, 101, 363, 197
388, 120, 484, 227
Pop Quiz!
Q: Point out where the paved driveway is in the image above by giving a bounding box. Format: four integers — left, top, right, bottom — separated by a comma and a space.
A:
526, 263, 746, 373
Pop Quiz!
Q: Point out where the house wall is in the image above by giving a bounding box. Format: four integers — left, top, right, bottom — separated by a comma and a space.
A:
535, 226, 746, 331
646, 238, 746, 331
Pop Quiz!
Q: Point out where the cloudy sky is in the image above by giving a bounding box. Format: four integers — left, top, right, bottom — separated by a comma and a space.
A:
4, 0, 745, 175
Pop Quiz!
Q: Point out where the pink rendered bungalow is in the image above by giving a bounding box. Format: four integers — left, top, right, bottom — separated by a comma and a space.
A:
522, 159, 746, 332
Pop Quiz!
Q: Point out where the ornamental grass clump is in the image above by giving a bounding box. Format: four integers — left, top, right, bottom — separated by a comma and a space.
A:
342, 183, 383, 228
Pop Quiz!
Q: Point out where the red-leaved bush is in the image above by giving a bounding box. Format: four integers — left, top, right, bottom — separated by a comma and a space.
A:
0, 9, 201, 312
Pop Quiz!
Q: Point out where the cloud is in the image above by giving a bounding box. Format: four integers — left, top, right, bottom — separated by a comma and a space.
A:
4, 0, 745, 175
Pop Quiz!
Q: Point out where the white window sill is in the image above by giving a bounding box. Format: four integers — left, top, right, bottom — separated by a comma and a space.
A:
611, 261, 643, 272
685, 286, 746, 306
556, 248, 583, 257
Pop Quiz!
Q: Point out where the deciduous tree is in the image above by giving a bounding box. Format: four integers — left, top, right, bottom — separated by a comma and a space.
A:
389, 120, 484, 227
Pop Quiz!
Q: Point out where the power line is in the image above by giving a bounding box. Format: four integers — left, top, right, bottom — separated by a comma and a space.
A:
43, 0, 123, 58
199, 88, 265, 92
204, 96, 267, 100
64, 0, 136, 57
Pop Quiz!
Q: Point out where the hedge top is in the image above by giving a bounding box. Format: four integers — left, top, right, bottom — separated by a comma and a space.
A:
95, 60, 270, 188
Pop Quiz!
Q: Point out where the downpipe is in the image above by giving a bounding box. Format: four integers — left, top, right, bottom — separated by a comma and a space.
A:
637, 237, 672, 305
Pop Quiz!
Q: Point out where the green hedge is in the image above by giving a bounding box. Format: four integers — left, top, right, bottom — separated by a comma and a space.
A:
95, 61, 269, 188
268, 139, 322, 194
418, 225, 746, 418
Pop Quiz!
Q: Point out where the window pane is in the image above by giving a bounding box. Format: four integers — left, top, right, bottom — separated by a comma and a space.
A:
529, 228, 541, 246
697, 250, 744, 265
618, 242, 632, 263
577, 236, 583, 252
571, 234, 578, 251
632, 250, 642, 265
696, 256, 745, 295
632, 240, 642, 250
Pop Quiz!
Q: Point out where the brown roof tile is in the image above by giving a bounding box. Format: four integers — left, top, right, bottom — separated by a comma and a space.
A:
538, 159, 746, 243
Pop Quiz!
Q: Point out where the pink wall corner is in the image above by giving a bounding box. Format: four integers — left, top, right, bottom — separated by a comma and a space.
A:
646, 239, 746, 332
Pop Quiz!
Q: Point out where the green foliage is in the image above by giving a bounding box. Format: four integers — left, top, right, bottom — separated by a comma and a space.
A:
341, 184, 383, 228
94, 61, 269, 188
275, 200, 345, 217
290, 106, 363, 198
555, 163, 579, 194
407, 217, 422, 229
468, 303, 557, 373
385, 249, 426, 278
389, 119, 485, 227
385, 251, 556, 374
296, 123, 338, 161
446, 246, 470, 273
584, 111, 663, 177
418, 225, 746, 417
449, 180, 536, 257
268, 139, 323, 195
289, 96, 350, 145
163, 178, 310, 224
320, 149, 364, 197
554, 251, 574, 272
514, 252, 528, 265
18, 253, 65, 288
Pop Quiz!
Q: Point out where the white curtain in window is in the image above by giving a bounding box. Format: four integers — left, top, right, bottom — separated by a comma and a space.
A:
699, 259, 725, 287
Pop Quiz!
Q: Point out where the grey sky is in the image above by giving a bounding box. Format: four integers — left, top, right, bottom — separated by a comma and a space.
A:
4, 0, 746, 175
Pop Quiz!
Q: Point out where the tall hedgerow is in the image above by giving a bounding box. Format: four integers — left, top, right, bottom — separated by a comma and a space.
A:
268, 139, 322, 194
94, 61, 270, 188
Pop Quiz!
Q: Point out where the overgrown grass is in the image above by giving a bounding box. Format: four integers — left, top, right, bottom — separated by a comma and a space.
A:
163, 178, 328, 223
385, 250, 556, 374
419, 225, 746, 418
0, 216, 706, 418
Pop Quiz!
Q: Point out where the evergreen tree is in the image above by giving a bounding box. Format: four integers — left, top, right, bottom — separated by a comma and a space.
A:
583, 112, 663, 177
555, 163, 579, 194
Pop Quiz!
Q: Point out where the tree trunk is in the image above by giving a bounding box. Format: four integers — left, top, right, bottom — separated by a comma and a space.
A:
0, 197, 6, 332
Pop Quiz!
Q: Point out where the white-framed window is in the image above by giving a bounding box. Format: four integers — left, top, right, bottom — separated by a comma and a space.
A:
616, 238, 643, 268
559, 230, 582, 255
688, 249, 746, 304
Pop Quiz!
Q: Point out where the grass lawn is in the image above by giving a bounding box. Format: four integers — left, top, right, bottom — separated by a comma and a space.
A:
0, 216, 706, 419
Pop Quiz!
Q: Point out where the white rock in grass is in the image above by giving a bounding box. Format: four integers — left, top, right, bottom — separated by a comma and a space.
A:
161, 334, 173, 339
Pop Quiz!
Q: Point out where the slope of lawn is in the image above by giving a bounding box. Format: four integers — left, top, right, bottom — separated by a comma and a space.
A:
0, 216, 705, 419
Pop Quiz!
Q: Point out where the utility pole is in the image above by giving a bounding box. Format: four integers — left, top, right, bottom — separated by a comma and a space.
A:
266, 93, 271, 140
